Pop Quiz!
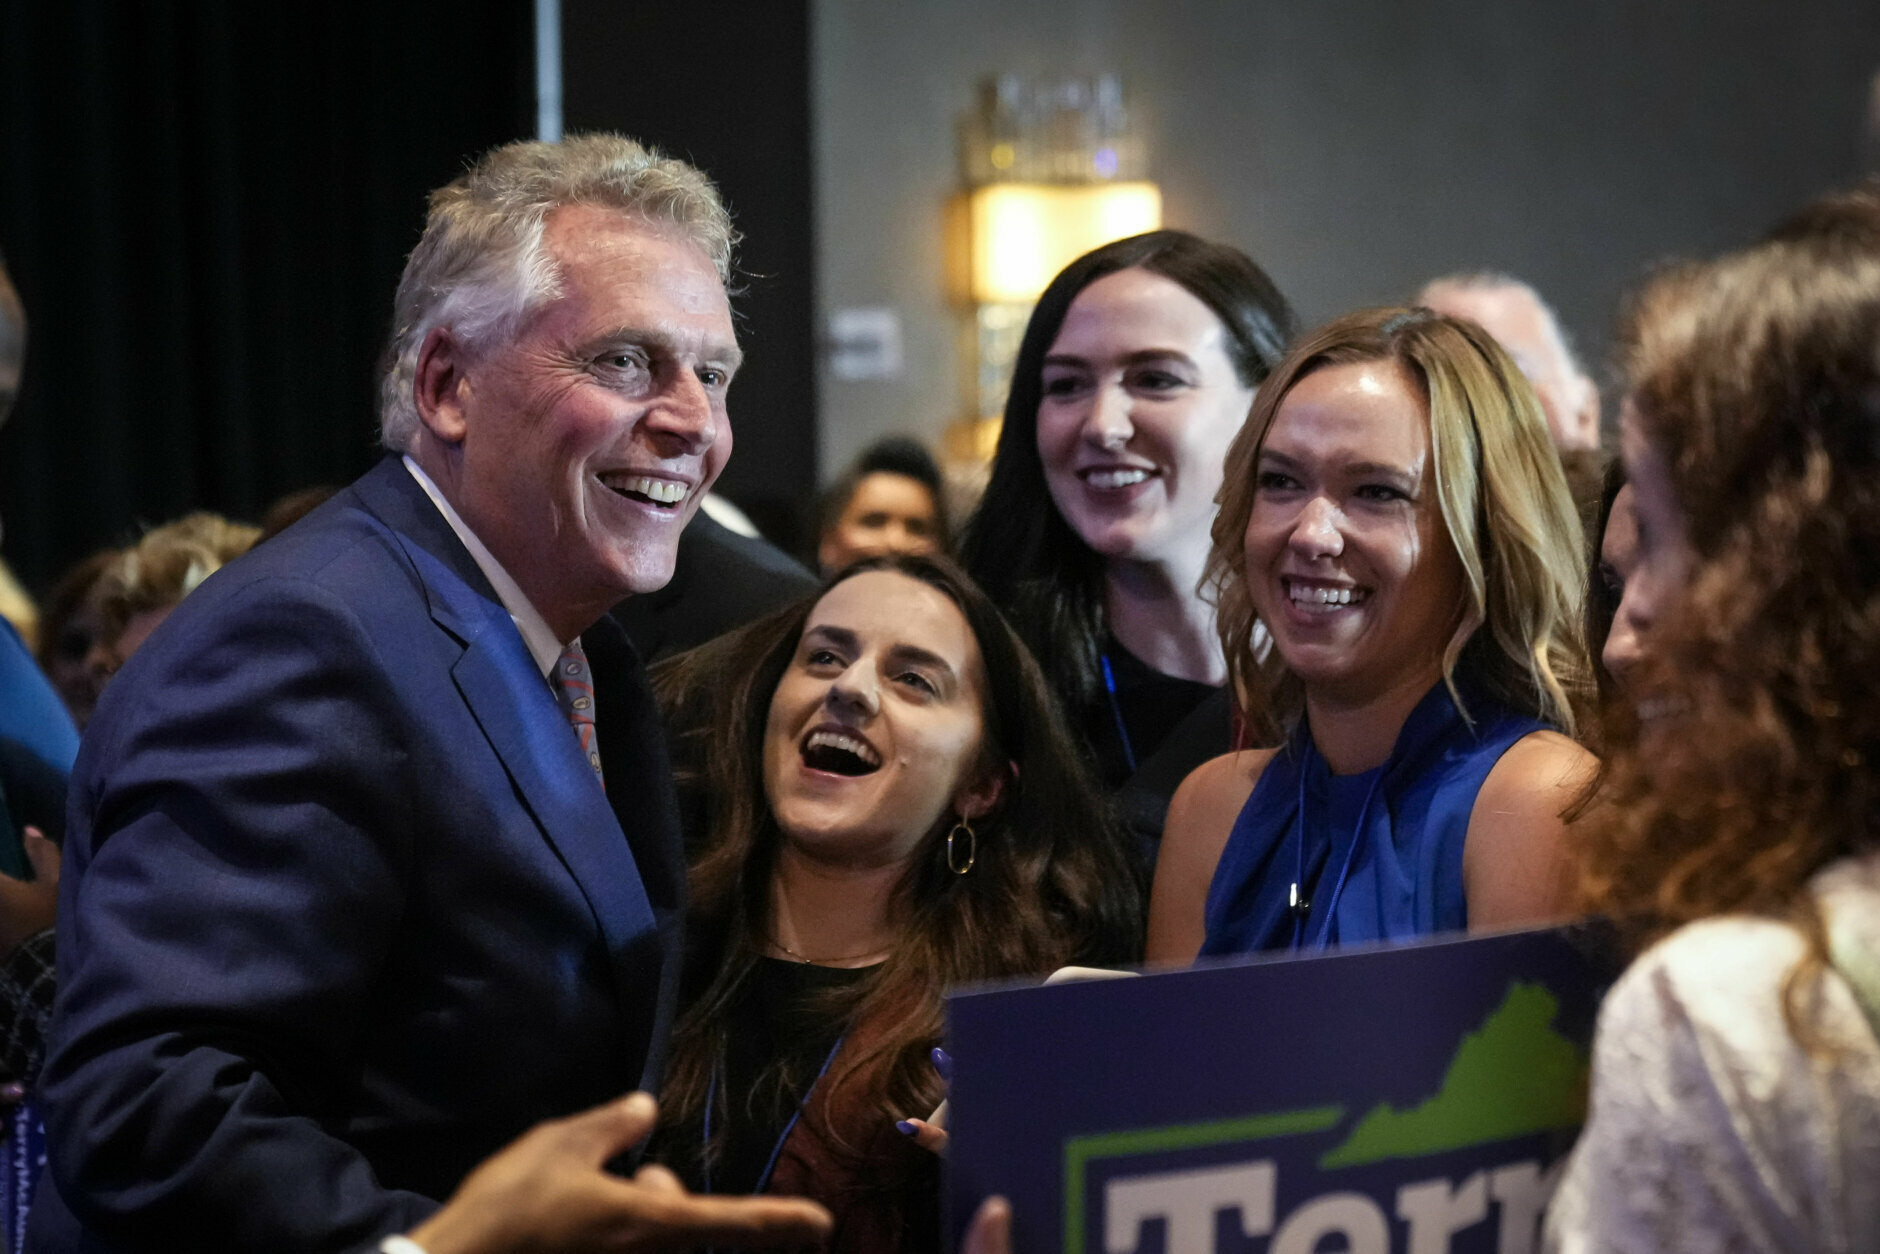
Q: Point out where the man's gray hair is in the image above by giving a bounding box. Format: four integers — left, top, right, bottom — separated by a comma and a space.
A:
1417, 270, 1588, 378
378, 133, 737, 451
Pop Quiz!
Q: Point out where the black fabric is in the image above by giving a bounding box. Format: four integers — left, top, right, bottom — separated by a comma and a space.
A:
1088, 639, 1218, 788
1112, 685, 1237, 861
688, 957, 871, 1197
0, 928, 54, 1085
0, 2, 531, 594
0, 737, 61, 1087
609, 510, 816, 665
1084, 640, 1231, 861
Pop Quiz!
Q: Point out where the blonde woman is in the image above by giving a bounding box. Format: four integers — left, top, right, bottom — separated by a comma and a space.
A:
1149, 308, 1594, 961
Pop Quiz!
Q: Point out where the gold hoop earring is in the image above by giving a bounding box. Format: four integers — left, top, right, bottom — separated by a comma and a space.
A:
946, 818, 976, 875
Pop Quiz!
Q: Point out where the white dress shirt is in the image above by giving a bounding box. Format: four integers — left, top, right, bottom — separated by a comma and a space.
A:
402, 455, 565, 678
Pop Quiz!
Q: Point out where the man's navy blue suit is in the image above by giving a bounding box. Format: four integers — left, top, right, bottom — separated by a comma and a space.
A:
28, 457, 685, 1253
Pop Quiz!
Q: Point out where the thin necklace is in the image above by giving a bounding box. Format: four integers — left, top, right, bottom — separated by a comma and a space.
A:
768, 936, 891, 966
1288, 735, 1383, 952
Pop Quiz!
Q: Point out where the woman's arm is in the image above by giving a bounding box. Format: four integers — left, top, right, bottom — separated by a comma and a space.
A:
1463, 730, 1595, 931
1146, 750, 1272, 964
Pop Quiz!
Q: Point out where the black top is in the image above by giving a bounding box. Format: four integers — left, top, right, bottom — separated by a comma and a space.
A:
709, 956, 876, 1195
1089, 638, 1218, 789
1087, 639, 1234, 865
610, 509, 817, 665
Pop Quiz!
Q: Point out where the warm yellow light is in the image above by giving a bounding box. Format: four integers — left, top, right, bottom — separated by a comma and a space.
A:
968, 182, 1162, 304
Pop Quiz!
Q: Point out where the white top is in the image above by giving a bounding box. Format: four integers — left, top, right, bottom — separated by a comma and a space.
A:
402, 455, 564, 678
1545, 853, 1880, 1254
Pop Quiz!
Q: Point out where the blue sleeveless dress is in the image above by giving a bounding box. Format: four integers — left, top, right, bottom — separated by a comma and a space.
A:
1199, 677, 1550, 956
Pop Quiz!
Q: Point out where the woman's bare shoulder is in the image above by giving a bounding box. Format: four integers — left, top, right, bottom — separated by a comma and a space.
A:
1165, 747, 1278, 851
1149, 747, 1280, 964
1171, 747, 1275, 825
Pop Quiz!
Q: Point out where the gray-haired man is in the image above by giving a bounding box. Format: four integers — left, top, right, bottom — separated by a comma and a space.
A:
31, 135, 828, 1254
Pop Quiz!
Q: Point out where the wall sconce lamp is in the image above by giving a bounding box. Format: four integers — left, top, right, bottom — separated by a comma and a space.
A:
967, 181, 1163, 305
948, 74, 1160, 467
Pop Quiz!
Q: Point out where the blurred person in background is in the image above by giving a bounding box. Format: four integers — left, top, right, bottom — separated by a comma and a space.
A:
90, 512, 261, 670
34, 551, 118, 732
816, 436, 950, 573
1418, 272, 1602, 453
960, 230, 1295, 857
0, 253, 79, 775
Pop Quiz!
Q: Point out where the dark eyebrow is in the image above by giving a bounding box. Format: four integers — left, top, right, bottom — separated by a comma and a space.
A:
801, 624, 857, 653
801, 626, 960, 693
885, 643, 956, 678
1346, 461, 1418, 484
1042, 349, 1198, 371
1259, 448, 1417, 483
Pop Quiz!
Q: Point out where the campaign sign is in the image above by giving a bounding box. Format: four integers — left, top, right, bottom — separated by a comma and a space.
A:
944, 925, 1616, 1254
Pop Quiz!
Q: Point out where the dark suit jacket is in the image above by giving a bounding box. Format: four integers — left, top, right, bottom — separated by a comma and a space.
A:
609, 507, 815, 664
29, 457, 685, 1254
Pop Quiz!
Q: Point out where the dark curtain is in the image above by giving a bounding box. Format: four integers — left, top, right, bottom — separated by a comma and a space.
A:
0, 2, 533, 593
562, 0, 817, 554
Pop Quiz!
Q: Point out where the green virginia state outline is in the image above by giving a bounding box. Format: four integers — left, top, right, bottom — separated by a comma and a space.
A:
1318, 980, 1587, 1169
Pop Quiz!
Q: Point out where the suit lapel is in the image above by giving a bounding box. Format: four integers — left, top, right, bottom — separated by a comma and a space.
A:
582, 616, 683, 913
353, 459, 661, 1022
582, 614, 687, 1090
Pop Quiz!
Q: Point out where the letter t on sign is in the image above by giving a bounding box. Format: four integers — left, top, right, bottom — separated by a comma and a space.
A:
1397, 1171, 1489, 1254
1103, 1160, 1275, 1254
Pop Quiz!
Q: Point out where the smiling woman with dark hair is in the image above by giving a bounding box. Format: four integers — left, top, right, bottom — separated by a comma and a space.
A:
650, 553, 1138, 1253
960, 230, 1296, 855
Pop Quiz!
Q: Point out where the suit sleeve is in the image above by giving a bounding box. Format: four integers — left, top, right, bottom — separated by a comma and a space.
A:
39, 575, 437, 1253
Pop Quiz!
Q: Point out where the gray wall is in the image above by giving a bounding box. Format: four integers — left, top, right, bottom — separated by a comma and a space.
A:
813, 0, 1880, 477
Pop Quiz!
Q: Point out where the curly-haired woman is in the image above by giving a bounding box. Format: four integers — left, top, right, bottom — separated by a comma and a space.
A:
1547, 190, 1880, 1252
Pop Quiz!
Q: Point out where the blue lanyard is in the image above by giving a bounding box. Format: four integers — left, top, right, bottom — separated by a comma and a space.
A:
1289, 740, 1383, 952
701, 1033, 846, 1198
1099, 653, 1138, 775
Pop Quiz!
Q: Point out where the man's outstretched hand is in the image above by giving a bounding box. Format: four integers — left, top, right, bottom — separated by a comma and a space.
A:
408, 1092, 832, 1254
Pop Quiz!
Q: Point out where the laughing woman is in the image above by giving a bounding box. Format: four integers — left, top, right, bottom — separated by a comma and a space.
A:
1148, 308, 1595, 961
651, 554, 1138, 1253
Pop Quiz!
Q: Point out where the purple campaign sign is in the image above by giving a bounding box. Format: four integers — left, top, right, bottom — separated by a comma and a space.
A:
945, 925, 1616, 1254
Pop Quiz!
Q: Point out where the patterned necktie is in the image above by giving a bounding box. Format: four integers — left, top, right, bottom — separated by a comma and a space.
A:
554, 639, 605, 789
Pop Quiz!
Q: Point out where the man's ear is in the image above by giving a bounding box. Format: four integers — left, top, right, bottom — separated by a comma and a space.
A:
955, 759, 1015, 822
413, 326, 471, 445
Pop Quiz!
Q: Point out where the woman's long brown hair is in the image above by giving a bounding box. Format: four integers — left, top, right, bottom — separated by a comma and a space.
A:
651, 553, 1142, 1174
